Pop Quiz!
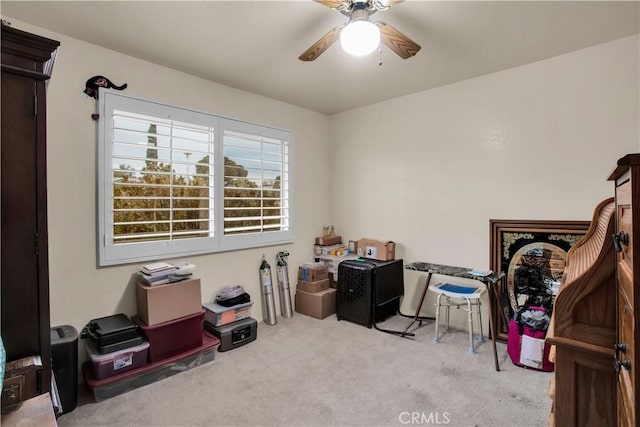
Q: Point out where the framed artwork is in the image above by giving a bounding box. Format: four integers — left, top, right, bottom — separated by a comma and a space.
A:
489, 219, 590, 341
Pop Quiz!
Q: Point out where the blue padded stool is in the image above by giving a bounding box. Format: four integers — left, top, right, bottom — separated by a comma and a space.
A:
430, 282, 486, 353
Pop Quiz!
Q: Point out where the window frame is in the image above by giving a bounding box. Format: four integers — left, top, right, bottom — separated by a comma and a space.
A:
97, 89, 294, 266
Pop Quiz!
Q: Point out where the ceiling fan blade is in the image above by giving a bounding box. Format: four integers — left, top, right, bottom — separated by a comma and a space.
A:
376, 21, 421, 59
313, 0, 348, 9
299, 26, 343, 61
376, 0, 405, 6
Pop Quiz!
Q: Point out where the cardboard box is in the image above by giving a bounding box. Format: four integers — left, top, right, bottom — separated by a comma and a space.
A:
297, 278, 330, 293
298, 265, 329, 282
315, 235, 343, 246
136, 278, 202, 326
356, 238, 396, 261
295, 288, 337, 320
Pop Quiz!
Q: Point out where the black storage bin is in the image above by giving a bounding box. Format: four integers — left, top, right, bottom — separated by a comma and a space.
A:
51, 325, 78, 414
337, 258, 404, 328
81, 314, 144, 354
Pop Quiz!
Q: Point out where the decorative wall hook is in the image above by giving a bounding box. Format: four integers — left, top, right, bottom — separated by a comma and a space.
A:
83, 75, 127, 100
84, 75, 128, 120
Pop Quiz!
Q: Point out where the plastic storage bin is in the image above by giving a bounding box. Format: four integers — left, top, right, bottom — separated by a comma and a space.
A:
85, 339, 149, 380
83, 334, 219, 401
202, 301, 253, 327
133, 311, 204, 362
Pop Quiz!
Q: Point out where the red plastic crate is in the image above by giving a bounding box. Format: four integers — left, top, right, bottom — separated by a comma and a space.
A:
133, 311, 204, 362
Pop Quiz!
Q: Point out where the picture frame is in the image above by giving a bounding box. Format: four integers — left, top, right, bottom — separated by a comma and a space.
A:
489, 219, 590, 341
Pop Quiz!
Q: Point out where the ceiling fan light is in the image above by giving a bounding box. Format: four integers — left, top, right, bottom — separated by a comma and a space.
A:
340, 20, 380, 56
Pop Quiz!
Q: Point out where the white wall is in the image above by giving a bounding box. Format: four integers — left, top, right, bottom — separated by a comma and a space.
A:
5, 18, 639, 352
330, 35, 639, 320
3, 19, 332, 338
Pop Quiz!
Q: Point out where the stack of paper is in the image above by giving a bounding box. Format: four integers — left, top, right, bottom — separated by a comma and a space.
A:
139, 262, 176, 276
138, 262, 178, 286
138, 262, 197, 286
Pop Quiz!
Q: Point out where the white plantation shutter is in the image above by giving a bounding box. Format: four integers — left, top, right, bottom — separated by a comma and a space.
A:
219, 119, 293, 249
98, 90, 293, 266
111, 111, 215, 243
222, 124, 290, 234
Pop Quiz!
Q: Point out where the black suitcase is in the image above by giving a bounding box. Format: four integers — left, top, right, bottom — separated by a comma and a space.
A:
82, 314, 144, 354
337, 258, 405, 334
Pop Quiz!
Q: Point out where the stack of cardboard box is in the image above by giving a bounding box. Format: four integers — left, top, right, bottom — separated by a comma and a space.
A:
294, 264, 336, 319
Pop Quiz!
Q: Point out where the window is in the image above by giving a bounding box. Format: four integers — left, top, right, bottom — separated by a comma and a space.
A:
98, 90, 293, 266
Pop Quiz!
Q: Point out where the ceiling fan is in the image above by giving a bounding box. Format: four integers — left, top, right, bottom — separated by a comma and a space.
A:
299, 0, 421, 61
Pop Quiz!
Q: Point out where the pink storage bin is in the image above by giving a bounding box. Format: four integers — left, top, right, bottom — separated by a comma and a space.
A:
85, 339, 149, 379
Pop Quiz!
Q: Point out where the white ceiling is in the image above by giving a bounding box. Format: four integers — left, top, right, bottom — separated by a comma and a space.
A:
2, 1, 638, 115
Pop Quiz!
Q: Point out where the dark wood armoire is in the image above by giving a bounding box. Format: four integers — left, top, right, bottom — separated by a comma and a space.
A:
1, 23, 59, 403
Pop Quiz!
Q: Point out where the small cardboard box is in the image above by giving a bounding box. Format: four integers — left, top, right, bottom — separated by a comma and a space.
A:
356, 238, 396, 261
297, 278, 330, 293
315, 235, 343, 246
136, 278, 202, 326
298, 265, 329, 282
295, 288, 337, 320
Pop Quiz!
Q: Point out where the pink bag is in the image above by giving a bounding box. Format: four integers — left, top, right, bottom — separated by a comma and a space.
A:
507, 306, 554, 371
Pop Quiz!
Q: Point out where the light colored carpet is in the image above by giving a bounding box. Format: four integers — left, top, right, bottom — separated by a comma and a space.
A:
59, 313, 552, 427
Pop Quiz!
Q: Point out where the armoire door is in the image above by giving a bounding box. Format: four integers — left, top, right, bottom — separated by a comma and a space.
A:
1, 23, 59, 398
1, 72, 42, 362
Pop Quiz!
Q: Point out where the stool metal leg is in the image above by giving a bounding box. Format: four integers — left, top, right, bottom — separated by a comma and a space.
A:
445, 297, 451, 332
466, 297, 475, 353
477, 300, 485, 343
433, 293, 443, 344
